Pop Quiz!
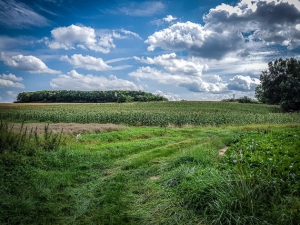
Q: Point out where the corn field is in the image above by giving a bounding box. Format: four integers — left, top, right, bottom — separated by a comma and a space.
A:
1, 102, 299, 126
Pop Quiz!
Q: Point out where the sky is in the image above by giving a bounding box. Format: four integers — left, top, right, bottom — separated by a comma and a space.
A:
0, 0, 300, 102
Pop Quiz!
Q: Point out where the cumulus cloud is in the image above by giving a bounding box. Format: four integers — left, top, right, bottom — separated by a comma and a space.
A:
203, 0, 300, 49
163, 15, 177, 23
129, 66, 227, 92
47, 25, 114, 53
134, 53, 208, 76
145, 21, 244, 59
61, 54, 112, 71
0, 53, 60, 74
0, 73, 23, 81
132, 53, 228, 93
227, 75, 260, 91
154, 90, 181, 101
0, 73, 24, 88
0, 0, 49, 28
153, 90, 181, 101
46, 25, 142, 53
50, 70, 142, 91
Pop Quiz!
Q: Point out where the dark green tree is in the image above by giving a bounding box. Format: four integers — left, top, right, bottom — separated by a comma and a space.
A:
15, 90, 168, 103
255, 58, 300, 111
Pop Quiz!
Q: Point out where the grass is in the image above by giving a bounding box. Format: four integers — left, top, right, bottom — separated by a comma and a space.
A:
1, 121, 300, 224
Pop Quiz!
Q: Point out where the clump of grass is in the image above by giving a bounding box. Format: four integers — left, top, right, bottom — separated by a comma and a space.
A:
0, 121, 65, 154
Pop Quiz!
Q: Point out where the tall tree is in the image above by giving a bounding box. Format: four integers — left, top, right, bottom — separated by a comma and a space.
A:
255, 58, 300, 111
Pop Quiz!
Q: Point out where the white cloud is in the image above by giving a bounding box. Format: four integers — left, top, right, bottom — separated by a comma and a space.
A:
0, 73, 24, 88
163, 15, 177, 23
132, 53, 228, 93
47, 25, 142, 53
129, 66, 227, 92
61, 54, 112, 71
201, 52, 269, 79
50, 70, 142, 91
228, 75, 260, 91
48, 25, 115, 53
119, 29, 142, 40
0, 79, 24, 88
145, 21, 244, 59
154, 90, 181, 101
0, 73, 23, 81
0, 53, 61, 74
134, 53, 208, 76
0, 0, 49, 28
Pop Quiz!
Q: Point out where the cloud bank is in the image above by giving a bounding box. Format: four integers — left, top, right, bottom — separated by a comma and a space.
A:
50, 70, 142, 91
145, 0, 300, 60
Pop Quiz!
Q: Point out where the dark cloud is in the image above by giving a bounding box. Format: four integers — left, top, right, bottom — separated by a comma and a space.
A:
203, 0, 300, 49
190, 31, 244, 59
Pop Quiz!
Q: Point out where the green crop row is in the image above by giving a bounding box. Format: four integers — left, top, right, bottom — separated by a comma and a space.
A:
1, 101, 299, 126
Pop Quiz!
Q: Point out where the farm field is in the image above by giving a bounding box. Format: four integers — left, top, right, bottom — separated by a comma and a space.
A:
1, 101, 300, 126
1, 102, 300, 224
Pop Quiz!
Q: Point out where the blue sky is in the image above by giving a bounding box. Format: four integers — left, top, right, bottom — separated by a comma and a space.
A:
0, 0, 300, 102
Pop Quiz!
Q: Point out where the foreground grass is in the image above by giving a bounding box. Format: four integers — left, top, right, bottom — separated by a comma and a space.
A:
1, 124, 300, 224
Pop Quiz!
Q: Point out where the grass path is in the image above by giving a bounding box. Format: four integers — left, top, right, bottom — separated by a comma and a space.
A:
58, 126, 236, 224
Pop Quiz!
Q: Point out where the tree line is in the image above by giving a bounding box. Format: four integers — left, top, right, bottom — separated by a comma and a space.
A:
15, 90, 168, 103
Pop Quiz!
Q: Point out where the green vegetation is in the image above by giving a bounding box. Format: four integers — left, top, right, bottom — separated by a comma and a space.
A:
1, 102, 300, 224
222, 96, 260, 104
255, 57, 300, 112
1, 101, 300, 126
15, 90, 168, 103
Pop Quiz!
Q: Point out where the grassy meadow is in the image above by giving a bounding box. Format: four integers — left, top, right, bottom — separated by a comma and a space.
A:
1, 102, 300, 224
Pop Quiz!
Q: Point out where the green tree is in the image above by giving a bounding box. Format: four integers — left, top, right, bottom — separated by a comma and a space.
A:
255, 58, 300, 111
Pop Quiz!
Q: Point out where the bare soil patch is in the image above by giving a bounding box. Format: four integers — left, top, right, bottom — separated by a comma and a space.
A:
7, 123, 127, 135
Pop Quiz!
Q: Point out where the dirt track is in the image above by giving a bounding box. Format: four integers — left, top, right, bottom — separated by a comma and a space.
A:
7, 123, 126, 134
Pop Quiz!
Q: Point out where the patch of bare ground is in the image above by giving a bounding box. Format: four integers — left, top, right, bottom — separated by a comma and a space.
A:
7, 123, 127, 135
219, 146, 229, 156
